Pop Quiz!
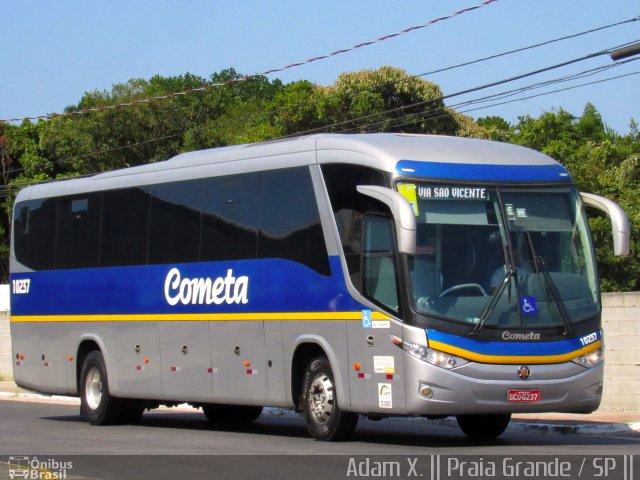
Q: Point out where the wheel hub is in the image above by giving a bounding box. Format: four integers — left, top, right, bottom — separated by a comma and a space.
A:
308, 373, 335, 425
85, 366, 103, 410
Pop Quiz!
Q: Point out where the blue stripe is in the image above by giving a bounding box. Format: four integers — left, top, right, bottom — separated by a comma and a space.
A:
396, 160, 572, 183
426, 329, 600, 357
10, 257, 362, 316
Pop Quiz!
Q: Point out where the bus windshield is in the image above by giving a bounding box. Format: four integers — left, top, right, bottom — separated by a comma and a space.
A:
399, 183, 599, 331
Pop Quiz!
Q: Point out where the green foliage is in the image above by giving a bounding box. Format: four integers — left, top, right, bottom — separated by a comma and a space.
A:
319, 66, 466, 135
509, 104, 640, 292
1, 67, 638, 291
476, 116, 512, 142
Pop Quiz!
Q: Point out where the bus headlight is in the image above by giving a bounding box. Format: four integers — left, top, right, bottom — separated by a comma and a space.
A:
403, 341, 468, 369
572, 348, 604, 368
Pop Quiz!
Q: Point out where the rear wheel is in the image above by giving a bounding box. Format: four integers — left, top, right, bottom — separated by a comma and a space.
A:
202, 404, 263, 424
80, 351, 122, 425
456, 413, 511, 438
301, 356, 358, 441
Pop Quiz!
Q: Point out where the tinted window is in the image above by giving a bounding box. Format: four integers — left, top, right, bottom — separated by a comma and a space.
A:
258, 167, 329, 275
101, 188, 150, 267
148, 181, 202, 264
362, 215, 399, 312
55, 194, 101, 269
321, 164, 389, 287
201, 173, 259, 262
13, 199, 57, 270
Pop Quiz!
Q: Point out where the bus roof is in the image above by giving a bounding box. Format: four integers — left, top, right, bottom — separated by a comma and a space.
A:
16, 133, 571, 201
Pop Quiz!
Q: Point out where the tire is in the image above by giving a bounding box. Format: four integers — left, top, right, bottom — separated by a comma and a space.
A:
301, 356, 358, 441
79, 351, 123, 425
202, 404, 263, 424
456, 413, 511, 439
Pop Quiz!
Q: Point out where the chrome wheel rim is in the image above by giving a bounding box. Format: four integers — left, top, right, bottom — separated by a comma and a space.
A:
308, 372, 334, 425
85, 366, 103, 410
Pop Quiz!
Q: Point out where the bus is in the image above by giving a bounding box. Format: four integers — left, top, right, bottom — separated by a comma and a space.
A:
10, 133, 629, 440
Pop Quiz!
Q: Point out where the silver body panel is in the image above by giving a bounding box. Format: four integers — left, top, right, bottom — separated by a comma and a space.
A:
10, 133, 603, 416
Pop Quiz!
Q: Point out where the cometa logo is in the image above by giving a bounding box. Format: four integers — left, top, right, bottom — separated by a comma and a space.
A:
164, 268, 249, 306
501, 331, 541, 341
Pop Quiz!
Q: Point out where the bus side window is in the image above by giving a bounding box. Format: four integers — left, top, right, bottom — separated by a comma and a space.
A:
55, 194, 101, 269
101, 188, 150, 267
258, 167, 330, 276
201, 173, 260, 262
148, 180, 202, 265
362, 214, 399, 313
14, 199, 57, 270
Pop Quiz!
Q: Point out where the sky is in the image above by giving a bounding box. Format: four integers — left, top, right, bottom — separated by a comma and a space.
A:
1, 0, 639, 134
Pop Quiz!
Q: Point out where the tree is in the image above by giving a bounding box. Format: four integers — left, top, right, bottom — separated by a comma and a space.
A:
314, 66, 486, 137
477, 116, 512, 142
1, 69, 637, 290
511, 104, 639, 291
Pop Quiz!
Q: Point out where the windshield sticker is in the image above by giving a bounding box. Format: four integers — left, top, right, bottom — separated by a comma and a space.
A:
520, 296, 538, 316
397, 183, 419, 216
416, 185, 488, 201
505, 203, 516, 220
516, 208, 528, 218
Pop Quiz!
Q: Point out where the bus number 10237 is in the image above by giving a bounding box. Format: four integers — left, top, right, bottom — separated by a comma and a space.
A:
12, 279, 30, 295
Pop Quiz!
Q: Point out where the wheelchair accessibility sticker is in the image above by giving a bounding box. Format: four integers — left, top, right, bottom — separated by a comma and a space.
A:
362, 309, 372, 328
520, 296, 537, 316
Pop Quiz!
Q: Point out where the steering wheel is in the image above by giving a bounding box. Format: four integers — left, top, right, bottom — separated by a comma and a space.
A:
439, 283, 488, 298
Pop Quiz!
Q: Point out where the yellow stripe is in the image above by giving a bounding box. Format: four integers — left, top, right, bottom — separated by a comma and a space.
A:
429, 339, 602, 365
10, 311, 391, 323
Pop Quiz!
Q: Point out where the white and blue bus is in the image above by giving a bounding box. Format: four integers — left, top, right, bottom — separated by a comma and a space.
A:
10, 133, 629, 440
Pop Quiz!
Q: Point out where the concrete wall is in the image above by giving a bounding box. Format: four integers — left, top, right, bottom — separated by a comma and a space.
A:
0, 312, 10, 380
601, 292, 640, 411
0, 283, 10, 380
0, 288, 637, 411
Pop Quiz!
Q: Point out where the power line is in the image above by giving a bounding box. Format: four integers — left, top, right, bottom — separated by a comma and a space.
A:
1, 39, 637, 188
0, 0, 499, 123
1, 22, 639, 193
338, 57, 639, 133
0, 64, 637, 200
457, 70, 640, 116
2, 14, 637, 171
358, 66, 640, 134
418, 16, 640, 78
282, 40, 640, 137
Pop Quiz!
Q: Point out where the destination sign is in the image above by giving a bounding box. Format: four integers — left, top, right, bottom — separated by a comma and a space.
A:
416, 185, 488, 201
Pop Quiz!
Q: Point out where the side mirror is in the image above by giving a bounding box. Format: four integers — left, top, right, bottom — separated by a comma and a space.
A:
357, 185, 416, 255
580, 192, 630, 256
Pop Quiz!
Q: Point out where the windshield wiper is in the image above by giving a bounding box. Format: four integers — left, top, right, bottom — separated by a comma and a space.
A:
469, 265, 516, 336
533, 255, 574, 336
469, 189, 519, 336
524, 232, 574, 336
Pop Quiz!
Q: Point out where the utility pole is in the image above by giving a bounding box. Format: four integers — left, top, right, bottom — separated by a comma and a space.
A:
610, 42, 640, 61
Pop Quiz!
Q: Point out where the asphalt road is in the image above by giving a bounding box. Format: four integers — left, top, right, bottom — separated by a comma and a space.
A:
1, 399, 638, 479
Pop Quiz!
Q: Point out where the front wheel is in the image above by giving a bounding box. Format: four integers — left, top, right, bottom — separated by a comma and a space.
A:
79, 351, 122, 425
301, 356, 358, 441
456, 413, 511, 438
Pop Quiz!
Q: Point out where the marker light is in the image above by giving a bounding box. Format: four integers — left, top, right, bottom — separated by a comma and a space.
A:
403, 341, 468, 369
572, 348, 604, 368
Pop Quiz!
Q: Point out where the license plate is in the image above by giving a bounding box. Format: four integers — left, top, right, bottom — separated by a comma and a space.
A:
507, 389, 541, 403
